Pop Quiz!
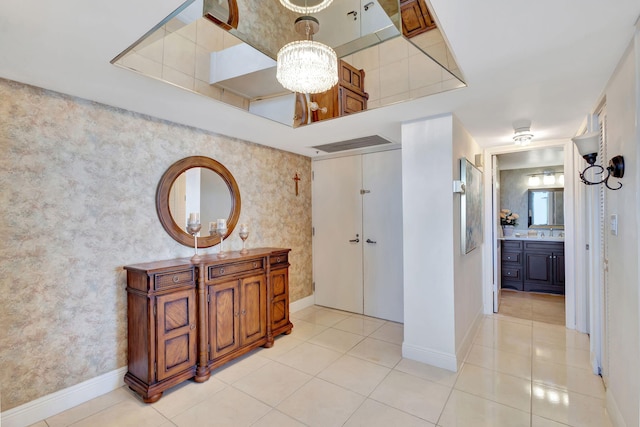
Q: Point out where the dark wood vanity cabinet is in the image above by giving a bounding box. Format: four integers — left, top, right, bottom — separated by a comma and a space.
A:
501, 240, 565, 294
124, 248, 292, 402
501, 240, 524, 291
523, 241, 565, 294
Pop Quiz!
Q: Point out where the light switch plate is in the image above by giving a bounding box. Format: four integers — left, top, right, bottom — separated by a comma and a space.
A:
610, 214, 618, 236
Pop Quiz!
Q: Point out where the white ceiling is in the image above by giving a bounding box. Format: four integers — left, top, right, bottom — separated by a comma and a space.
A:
1, 0, 638, 158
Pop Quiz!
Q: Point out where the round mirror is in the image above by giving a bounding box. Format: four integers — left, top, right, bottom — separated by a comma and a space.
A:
156, 156, 241, 248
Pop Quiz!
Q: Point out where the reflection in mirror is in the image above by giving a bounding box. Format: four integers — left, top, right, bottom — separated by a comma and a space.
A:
157, 156, 241, 248
169, 168, 232, 235
528, 188, 564, 228
112, 0, 465, 128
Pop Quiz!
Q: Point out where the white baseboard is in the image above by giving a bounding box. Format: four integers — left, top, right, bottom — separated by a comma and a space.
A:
606, 388, 627, 427
1, 296, 316, 427
402, 342, 457, 372
455, 307, 484, 371
290, 294, 315, 313
1, 367, 127, 427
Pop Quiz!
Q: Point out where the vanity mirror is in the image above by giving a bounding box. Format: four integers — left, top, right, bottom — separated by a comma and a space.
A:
157, 156, 241, 247
528, 188, 564, 228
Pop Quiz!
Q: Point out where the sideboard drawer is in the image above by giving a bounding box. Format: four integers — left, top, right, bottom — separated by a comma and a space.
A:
155, 269, 194, 290
271, 253, 288, 266
208, 259, 264, 280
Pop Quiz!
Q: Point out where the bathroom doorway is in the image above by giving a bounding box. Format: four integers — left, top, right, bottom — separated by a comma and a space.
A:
483, 142, 578, 328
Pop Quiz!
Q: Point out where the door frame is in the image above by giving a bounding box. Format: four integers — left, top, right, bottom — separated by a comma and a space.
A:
481, 139, 581, 330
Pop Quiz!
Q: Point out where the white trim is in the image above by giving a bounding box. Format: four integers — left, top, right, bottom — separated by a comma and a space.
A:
290, 293, 315, 313
0, 295, 316, 427
455, 308, 483, 371
401, 343, 457, 372
606, 389, 627, 427
0, 367, 127, 427
481, 140, 580, 331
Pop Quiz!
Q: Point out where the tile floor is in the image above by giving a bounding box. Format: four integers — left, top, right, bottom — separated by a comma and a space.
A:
498, 290, 566, 325
29, 303, 610, 427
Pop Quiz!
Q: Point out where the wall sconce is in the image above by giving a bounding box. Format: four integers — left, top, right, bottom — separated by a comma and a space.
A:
572, 132, 624, 190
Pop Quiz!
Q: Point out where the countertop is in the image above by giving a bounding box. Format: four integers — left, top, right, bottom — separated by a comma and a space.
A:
499, 235, 565, 242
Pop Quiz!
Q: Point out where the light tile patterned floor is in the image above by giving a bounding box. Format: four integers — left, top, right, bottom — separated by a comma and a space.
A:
30, 302, 610, 427
498, 290, 566, 325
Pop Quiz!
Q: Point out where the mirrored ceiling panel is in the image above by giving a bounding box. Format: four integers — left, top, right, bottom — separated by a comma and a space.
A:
112, 0, 465, 128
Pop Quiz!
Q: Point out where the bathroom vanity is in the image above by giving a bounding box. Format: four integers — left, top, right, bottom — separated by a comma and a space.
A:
501, 237, 565, 294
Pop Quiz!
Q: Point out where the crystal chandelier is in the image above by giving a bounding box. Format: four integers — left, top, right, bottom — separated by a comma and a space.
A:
276, 16, 338, 94
279, 0, 333, 14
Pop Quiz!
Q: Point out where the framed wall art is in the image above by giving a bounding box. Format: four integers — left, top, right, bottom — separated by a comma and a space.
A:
460, 157, 483, 254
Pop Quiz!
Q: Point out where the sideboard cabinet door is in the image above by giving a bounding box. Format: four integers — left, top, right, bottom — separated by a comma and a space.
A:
156, 288, 197, 381
240, 274, 267, 347
209, 280, 241, 360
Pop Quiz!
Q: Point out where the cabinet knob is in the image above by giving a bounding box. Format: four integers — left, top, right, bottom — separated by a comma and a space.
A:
220, 268, 225, 274
172, 275, 180, 283
253, 262, 257, 268
235, 312, 239, 317
241, 309, 246, 315
190, 323, 196, 330
276, 257, 281, 263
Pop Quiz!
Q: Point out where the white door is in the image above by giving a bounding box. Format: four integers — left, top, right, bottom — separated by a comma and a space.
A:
313, 155, 364, 314
492, 155, 502, 312
362, 150, 403, 322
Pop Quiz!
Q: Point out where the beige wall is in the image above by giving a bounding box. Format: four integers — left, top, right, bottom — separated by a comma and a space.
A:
600, 33, 639, 427
0, 78, 313, 411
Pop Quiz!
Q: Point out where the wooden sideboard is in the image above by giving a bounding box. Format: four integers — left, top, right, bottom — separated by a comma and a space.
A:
124, 248, 292, 403
400, 0, 437, 38
310, 60, 369, 123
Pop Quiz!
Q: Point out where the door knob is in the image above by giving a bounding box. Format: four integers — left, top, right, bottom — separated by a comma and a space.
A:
366, 239, 377, 244
349, 234, 360, 243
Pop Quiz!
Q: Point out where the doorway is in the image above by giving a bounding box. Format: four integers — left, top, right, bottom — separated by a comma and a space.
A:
483, 141, 578, 329
495, 148, 566, 323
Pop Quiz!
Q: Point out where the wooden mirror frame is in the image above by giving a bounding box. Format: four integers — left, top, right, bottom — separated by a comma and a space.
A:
156, 156, 241, 248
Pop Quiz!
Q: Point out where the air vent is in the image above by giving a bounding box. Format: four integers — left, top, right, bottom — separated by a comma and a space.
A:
312, 135, 392, 153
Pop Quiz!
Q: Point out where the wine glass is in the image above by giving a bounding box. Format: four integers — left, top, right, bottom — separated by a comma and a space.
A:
186, 220, 202, 261
239, 224, 249, 254
216, 219, 228, 258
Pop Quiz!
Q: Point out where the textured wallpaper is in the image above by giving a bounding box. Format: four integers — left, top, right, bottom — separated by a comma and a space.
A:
0, 78, 312, 410
235, 0, 298, 57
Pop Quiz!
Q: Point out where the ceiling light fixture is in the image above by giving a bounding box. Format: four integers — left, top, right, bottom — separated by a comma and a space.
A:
280, 0, 334, 14
276, 16, 338, 94
513, 119, 534, 146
